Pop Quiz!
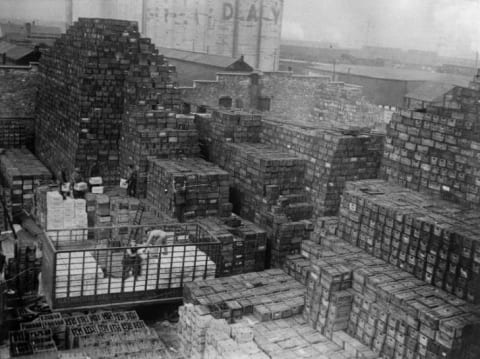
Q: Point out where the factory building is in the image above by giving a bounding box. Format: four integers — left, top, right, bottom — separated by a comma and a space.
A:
0, 0, 283, 71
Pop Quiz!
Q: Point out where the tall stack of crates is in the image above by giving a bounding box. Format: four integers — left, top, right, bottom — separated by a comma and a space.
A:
285, 234, 480, 359
35, 18, 187, 187
118, 35, 197, 198
312, 82, 387, 131
380, 73, 480, 207
146, 158, 231, 221
94, 194, 112, 242
195, 215, 267, 276
216, 142, 305, 220
36, 18, 141, 184
338, 179, 480, 304
194, 110, 262, 162
261, 120, 384, 216
119, 109, 199, 198
0, 149, 51, 215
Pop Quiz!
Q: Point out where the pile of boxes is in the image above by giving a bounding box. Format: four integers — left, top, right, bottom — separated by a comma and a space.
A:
0, 149, 51, 215
36, 18, 191, 189
12, 311, 165, 359
146, 158, 231, 221
216, 142, 305, 220
312, 82, 387, 131
0, 119, 31, 149
184, 269, 305, 323
381, 74, 480, 207
36, 18, 141, 184
194, 110, 262, 162
338, 179, 480, 304
261, 119, 384, 216
285, 233, 480, 359
34, 189, 87, 235
195, 215, 267, 276
119, 109, 199, 198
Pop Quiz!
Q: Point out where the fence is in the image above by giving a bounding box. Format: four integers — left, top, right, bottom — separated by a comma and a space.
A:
41, 223, 221, 309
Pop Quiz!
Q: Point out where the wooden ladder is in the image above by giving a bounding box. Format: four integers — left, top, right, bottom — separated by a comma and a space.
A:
127, 202, 146, 244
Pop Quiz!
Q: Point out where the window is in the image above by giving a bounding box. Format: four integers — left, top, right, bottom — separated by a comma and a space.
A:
258, 97, 271, 112
251, 74, 259, 85
219, 96, 233, 109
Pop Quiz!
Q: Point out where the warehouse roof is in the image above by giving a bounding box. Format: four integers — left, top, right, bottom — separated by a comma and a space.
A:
0, 40, 16, 54
405, 82, 456, 102
6, 45, 34, 60
157, 46, 250, 69
311, 62, 472, 86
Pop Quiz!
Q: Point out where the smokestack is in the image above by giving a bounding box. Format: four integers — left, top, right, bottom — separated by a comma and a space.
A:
25, 22, 31, 37
65, 0, 73, 28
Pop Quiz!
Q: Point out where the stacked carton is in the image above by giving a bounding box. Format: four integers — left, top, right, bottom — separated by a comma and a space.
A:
195, 215, 267, 276
0, 149, 51, 215
184, 269, 305, 322
338, 179, 480, 304
119, 110, 199, 198
194, 110, 262, 162
34, 189, 87, 237
261, 119, 384, 216
312, 82, 387, 131
380, 73, 480, 207
216, 143, 305, 219
146, 158, 231, 221
35, 18, 188, 188
0, 119, 32, 149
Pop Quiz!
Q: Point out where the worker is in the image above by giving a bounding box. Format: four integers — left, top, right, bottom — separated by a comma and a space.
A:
0, 247, 5, 281
57, 168, 70, 200
126, 164, 138, 197
122, 241, 142, 280
145, 229, 174, 255
70, 167, 83, 187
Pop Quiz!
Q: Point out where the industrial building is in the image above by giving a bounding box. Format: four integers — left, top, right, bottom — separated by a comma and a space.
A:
0, 9, 479, 359
0, 0, 283, 71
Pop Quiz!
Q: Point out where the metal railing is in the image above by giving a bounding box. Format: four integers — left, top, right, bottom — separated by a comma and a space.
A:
42, 223, 221, 309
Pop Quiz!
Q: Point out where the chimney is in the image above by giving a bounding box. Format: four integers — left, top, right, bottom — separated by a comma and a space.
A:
25, 22, 31, 37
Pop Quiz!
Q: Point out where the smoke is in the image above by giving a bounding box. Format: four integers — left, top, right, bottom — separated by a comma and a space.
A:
282, 0, 479, 57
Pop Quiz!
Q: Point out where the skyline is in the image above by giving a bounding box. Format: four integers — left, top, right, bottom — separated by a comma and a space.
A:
0, 0, 479, 59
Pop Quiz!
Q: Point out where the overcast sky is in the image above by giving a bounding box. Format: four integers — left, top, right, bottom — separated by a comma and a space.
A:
282, 0, 480, 57
1, 0, 479, 58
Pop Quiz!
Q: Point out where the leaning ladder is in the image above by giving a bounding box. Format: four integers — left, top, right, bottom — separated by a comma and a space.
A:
127, 202, 146, 244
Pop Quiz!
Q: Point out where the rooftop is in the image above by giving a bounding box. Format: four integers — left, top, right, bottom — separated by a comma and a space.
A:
405, 82, 456, 102
311, 62, 472, 86
157, 46, 247, 69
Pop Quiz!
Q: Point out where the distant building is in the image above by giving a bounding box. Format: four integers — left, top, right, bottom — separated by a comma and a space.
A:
0, 22, 61, 48
158, 47, 253, 86
0, 41, 41, 65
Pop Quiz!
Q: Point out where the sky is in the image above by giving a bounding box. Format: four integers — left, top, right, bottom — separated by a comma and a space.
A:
1, 0, 479, 58
282, 0, 480, 57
